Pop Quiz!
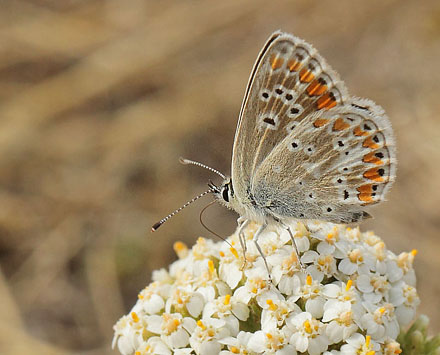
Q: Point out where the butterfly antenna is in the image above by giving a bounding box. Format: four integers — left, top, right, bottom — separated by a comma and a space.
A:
199, 200, 232, 247
179, 157, 226, 179
151, 188, 215, 232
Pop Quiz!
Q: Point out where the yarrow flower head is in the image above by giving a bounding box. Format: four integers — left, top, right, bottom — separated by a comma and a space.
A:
113, 221, 420, 354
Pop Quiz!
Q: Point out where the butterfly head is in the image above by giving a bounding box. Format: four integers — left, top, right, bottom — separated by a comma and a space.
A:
209, 178, 234, 207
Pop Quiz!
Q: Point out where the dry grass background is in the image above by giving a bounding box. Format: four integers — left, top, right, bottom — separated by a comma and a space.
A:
0, 0, 439, 354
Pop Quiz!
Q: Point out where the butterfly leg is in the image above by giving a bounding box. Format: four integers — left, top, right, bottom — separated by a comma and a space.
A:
252, 223, 272, 280
284, 224, 305, 269
237, 218, 249, 270
237, 216, 246, 226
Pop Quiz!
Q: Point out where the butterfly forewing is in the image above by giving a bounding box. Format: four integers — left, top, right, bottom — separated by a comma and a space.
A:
232, 32, 396, 223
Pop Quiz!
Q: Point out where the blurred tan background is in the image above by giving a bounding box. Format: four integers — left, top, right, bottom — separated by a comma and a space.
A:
0, 0, 439, 353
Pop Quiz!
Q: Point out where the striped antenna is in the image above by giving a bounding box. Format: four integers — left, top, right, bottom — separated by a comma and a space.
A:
179, 157, 226, 179
151, 188, 215, 232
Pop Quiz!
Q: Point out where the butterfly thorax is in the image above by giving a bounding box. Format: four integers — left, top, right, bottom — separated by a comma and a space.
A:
214, 178, 273, 225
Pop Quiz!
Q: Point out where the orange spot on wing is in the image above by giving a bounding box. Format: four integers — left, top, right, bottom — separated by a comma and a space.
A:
307, 80, 327, 96
317, 93, 337, 110
354, 126, 369, 136
357, 184, 373, 193
299, 68, 315, 83
287, 59, 301, 72
363, 168, 384, 182
333, 117, 350, 131
358, 193, 374, 203
363, 136, 380, 149
313, 118, 330, 128
363, 152, 383, 165
270, 54, 284, 70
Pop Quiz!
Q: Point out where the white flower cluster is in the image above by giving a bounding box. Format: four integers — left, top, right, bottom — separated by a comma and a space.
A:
113, 221, 419, 355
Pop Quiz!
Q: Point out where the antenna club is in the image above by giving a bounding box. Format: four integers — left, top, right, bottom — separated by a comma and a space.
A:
151, 221, 162, 232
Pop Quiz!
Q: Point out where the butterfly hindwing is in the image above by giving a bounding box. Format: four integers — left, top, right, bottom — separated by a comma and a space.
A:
252, 98, 396, 223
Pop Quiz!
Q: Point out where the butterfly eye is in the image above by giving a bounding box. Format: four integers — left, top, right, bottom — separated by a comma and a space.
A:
222, 185, 229, 202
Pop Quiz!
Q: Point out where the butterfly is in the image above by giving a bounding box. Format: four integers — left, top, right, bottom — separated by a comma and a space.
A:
153, 31, 396, 269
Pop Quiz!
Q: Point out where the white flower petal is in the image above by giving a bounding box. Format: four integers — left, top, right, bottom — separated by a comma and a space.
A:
143, 294, 165, 314
200, 341, 221, 355
290, 333, 309, 353
339, 259, 357, 275
306, 264, 324, 283
232, 302, 250, 321
169, 328, 190, 348
146, 315, 164, 334
356, 274, 374, 293
220, 263, 242, 289
301, 250, 319, 264
306, 297, 324, 318
396, 305, 415, 326
308, 334, 329, 355
317, 241, 335, 255
248, 331, 267, 352
187, 293, 205, 318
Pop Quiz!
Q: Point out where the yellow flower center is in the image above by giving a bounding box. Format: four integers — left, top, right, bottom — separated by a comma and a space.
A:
131, 312, 139, 323
266, 299, 278, 311
197, 320, 206, 330
230, 346, 240, 354
339, 310, 353, 326
349, 248, 363, 263
173, 241, 188, 259
162, 314, 181, 334
208, 260, 215, 274
303, 319, 313, 334
224, 294, 231, 305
